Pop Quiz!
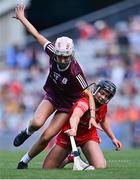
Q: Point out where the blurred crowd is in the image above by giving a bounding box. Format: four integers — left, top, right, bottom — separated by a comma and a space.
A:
0, 15, 140, 147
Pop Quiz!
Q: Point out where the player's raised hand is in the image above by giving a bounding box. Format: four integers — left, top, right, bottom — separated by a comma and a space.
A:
88, 117, 103, 131
112, 138, 122, 151
13, 4, 25, 20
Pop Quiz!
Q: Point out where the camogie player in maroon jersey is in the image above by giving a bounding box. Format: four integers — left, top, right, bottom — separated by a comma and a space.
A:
42, 80, 122, 169
13, 4, 100, 169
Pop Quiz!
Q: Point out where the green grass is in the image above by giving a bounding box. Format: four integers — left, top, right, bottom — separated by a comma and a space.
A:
0, 149, 140, 179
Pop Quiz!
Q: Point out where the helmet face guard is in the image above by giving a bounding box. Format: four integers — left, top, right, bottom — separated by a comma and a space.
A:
55, 56, 71, 71
93, 80, 116, 104
54, 37, 74, 71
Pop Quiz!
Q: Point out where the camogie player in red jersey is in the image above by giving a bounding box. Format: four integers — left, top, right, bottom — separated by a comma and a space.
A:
42, 80, 122, 169
13, 4, 100, 169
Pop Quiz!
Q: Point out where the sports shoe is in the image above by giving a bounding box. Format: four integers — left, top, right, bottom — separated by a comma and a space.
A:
13, 129, 30, 147
17, 161, 28, 169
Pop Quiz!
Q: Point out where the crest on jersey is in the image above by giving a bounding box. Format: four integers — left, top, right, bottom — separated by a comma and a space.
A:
62, 77, 68, 84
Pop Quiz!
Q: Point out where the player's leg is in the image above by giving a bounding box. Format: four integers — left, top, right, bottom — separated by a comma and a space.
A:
14, 99, 55, 147
59, 147, 81, 168
42, 144, 70, 169
28, 112, 69, 157
81, 140, 106, 169
59, 153, 74, 168
17, 112, 69, 169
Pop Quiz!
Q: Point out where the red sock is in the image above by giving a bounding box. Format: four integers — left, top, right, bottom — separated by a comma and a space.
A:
67, 154, 74, 162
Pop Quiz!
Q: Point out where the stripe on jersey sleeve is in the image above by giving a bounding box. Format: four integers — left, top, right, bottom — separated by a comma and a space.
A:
76, 74, 87, 89
44, 41, 56, 53
43, 41, 51, 50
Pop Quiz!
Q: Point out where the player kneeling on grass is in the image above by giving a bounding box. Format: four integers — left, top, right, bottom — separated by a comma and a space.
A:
42, 80, 122, 169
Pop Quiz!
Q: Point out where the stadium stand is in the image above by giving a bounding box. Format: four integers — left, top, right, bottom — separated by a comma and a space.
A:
0, 0, 140, 149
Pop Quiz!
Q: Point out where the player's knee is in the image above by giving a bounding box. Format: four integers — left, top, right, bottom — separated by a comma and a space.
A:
40, 135, 50, 145
42, 160, 54, 169
95, 159, 106, 169
40, 130, 54, 144
42, 159, 59, 169
31, 117, 45, 130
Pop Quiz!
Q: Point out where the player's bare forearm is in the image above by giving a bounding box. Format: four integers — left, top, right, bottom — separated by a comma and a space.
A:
83, 89, 103, 130
70, 116, 79, 130
69, 117, 80, 134
101, 120, 122, 150
14, 4, 48, 46
20, 17, 47, 46
100, 119, 116, 140
84, 89, 95, 118
68, 108, 84, 136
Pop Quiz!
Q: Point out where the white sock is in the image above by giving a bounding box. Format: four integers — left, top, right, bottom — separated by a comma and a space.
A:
20, 153, 31, 164
26, 128, 34, 136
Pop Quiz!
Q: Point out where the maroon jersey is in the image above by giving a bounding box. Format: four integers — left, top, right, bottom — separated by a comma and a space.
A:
43, 42, 88, 112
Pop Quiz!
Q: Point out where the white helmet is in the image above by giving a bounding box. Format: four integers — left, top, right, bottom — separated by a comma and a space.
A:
55, 36, 74, 56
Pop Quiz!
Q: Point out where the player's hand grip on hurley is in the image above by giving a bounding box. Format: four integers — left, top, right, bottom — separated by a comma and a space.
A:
64, 129, 77, 136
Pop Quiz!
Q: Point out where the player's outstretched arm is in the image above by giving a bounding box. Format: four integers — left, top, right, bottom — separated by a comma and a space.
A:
65, 103, 86, 137
100, 119, 122, 150
13, 4, 48, 46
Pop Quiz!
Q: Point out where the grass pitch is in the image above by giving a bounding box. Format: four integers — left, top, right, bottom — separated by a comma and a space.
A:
0, 149, 140, 179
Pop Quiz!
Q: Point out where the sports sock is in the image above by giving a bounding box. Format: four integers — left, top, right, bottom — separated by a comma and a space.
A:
20, 153, 31, 164
67, 153, 74, 162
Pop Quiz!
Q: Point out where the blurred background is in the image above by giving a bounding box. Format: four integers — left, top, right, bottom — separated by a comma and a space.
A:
0, 0, 140, 151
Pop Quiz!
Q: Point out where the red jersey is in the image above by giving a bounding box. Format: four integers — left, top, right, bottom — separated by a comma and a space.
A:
56, 97, 107, 147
